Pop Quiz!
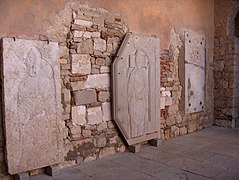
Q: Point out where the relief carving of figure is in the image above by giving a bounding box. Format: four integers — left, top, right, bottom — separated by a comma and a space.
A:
127, 50, 149, 138
16, 47, 57, 165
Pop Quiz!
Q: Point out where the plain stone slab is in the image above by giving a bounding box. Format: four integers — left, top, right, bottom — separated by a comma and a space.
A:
71, 106, 87, 125
71, 54, 91, 75
91, 166, 156, 180
87, 106, 103, 124
166, 156, 224, 178
73, 157, 120, 176
112, 33, 160, 145
110, 153, 168, 176
73, 89, 97, 105
180, 149, 215, 162
135, 146, 181, 164
85, 74, 110, 89
2, 38, 62, 174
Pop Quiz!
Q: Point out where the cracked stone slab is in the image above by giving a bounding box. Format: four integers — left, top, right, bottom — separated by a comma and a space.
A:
2, 38, 62, 174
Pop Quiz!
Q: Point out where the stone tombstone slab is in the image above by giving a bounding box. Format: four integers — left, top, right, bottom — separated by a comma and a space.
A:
1, 38, 62, 174
112, 33, 160, 145
185, 32, 205, 113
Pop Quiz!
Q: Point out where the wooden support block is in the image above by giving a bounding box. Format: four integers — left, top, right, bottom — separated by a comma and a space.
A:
148, 138, 161, 147
45, 165, 60, 177
13, 172, 29, 180
128, 144, 141, 153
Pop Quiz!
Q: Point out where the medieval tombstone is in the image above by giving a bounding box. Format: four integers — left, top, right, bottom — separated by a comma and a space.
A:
184, 32, 205, 113
1, 38, 62, 174
112, 33, 160, 147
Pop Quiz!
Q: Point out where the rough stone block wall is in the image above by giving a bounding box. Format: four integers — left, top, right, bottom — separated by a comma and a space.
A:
160, 30, 213, 140
214, 0, 239, 127
59, 3, 128, 166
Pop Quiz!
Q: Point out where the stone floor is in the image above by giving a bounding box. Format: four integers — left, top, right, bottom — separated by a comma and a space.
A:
30, 126, 239, 180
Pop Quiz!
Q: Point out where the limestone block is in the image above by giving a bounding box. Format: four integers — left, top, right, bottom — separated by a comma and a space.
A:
73, 31, 84, 38
107, 121, 116, 129
102, 102, 112, 121
92, 32, 101, 38
72, 106, 86, 125
179, 127, 188, 136
97, 122, 107, 131
162, 91, 171, 97
77, 39, 93, 54
92, 68, 100, 74
170, 126, 180, 137
2, 38, 62, 174
74, 19, 93, 27
85, 74, 110, 89
59, 58, 68, 64
98, 91, 110, 102
94, 136, 107, 147
96, 58, 105, 65
87, 107, 103, 124
71, 54, 91, 75
82, 129, 92, 138
73, 90, 97, 105
100, 66, 110, 73
70, 81, 86, 91
70, 125, 82, 135
94, 38, 107, 52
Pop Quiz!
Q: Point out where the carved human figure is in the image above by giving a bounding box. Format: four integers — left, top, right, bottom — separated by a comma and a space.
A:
16, 47, 57, 165
127, 50, 149, 138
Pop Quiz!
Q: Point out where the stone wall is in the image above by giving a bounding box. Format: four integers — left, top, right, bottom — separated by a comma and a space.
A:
160, 30, 213, 140
59, 3, 128, 166
214, 0, 239, 127
0, 1, 215, 178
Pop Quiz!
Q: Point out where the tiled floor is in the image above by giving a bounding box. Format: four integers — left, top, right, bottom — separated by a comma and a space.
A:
31, 126, 239, 180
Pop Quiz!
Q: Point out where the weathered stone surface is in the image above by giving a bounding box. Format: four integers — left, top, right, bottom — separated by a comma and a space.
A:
73, 90, 97, 105
82, 129, 92, 138
98, 91, 110, 102
112, 33, 160, 145
71, 54, 91, 75
100, 66, 110, 73
87, 107, 103, 124
77, 39, 93, 54
94, 136, 107, 148
2, 38, 62, 174
70, 81, 86, 91
102, 102, 112, 121
97, 122, 107, 131
72, 106, 87, 125
94, 38, 107, 52
74, 19, 93, 27
73, 31, 84, 38
85, 74, 110, 89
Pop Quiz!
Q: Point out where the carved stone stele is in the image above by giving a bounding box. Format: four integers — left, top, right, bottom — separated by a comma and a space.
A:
1, 38, 62, 174
112, 33, 160, 145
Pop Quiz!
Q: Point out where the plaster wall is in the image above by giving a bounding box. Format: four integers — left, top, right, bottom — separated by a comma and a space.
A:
0, 0, 214, 48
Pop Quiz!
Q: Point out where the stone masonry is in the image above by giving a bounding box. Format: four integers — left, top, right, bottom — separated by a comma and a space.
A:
0, 1, 215, 179
59, 3, 128, 168
214, 0, 239, 127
